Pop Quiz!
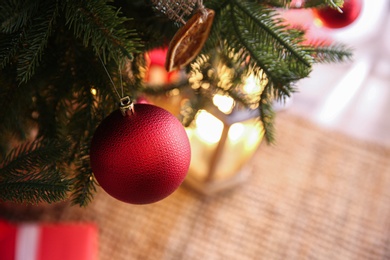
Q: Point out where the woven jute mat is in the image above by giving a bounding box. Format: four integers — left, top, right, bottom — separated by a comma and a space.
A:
2, 113, 390, 260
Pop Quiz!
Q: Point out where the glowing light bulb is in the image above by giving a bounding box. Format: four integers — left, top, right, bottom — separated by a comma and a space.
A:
212, 94, 234, 114
228, 123, 245, 142
195, 110, 224, 144
90, 87, 97, 95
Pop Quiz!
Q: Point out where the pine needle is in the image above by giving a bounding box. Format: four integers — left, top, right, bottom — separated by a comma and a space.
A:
70, 143, 97, 207
63, 0, 141, 63
305, 42, 353, 63
16, 1, 59, 83
0, 0, 38, 34
0, 138, 72, 204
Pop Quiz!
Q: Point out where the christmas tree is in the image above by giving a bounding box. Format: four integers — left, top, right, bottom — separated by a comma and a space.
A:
0, 0, 351, 206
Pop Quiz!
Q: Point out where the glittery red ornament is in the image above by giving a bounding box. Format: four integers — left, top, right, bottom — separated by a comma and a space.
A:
90, 103, 191, 204
313, 0, 362, 29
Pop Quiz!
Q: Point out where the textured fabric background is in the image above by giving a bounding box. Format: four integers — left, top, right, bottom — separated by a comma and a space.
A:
2, 113, 390, 259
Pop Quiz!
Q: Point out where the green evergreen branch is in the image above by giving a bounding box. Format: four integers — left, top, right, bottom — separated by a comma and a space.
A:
0, 0, 38, 34
0, 33, 23, 68
223, 0, 310, 133
63, 0, 141, 62
58, 86, 108, 162
234, 0, 312, 68
51, 74, 109, 207
0, 170, 70, 204
259, 85, 275, 143
54, 62, 115, 206
1, 138, 68, 173
305, 42, 353, 63
0, 138, 72, 203
70, 144, 97, 207
227, 1, 312, 85
17, 1, 59, 83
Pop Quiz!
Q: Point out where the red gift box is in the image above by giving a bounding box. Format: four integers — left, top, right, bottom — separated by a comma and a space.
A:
0, 220, 98, 260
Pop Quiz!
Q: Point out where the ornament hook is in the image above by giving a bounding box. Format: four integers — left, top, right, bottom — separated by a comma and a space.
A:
120, 96, 134, 117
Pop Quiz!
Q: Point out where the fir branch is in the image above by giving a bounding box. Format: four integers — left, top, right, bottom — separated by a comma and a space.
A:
0, 138, 72, 204
227, 1, 313, 83
66, 90, 98, 139
70, 144, 97, 207
236, 1, 311, 67
0, 0, 38, 34
0, 0, 38, 68
51, 43, 117, 165
53, 57, 115, 206
57, 86, 110, 162
0, 33, 23, 68
259, 85, 275, 143
218, 0, 314, 126
16, 0, 59, 83
63, 0, 141, 62
0, 168, 70, 204
1, 138, 67, 174
273, 82, 296, 101
305, 42, 353, 63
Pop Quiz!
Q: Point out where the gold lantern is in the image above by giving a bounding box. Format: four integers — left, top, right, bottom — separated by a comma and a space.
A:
183, 75, 265, 195
142, 49, 265, 195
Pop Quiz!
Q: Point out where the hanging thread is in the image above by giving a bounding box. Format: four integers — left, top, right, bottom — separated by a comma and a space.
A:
96, 50, 134, 116
96, 51, 123, 101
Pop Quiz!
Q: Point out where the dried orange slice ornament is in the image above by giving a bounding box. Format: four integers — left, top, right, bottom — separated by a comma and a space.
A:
165, 8, 215, 72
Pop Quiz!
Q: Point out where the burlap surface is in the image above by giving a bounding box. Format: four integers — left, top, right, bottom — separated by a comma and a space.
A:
2, 112, 390, 259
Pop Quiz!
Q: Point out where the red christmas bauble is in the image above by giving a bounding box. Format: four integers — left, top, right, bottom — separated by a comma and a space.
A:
313, 0, 362, 29
90, 104, 191, 204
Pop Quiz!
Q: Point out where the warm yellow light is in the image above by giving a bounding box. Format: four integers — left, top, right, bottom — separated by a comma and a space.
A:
245, 125, 264, 151
90, 87, 97, 96
243, 74, 261, 95
195, 110, 224, 144
228, 123, 245, 142
212, 94, 234, 114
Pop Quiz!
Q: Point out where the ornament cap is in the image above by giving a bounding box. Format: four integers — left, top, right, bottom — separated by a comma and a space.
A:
119, 96, 135, 117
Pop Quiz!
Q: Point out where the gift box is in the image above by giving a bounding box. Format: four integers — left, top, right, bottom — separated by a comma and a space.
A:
0, 220, 98, 260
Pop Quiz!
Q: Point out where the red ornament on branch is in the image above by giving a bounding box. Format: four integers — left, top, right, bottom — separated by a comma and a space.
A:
313, 0, 363, 29
90, 102, 191, 204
